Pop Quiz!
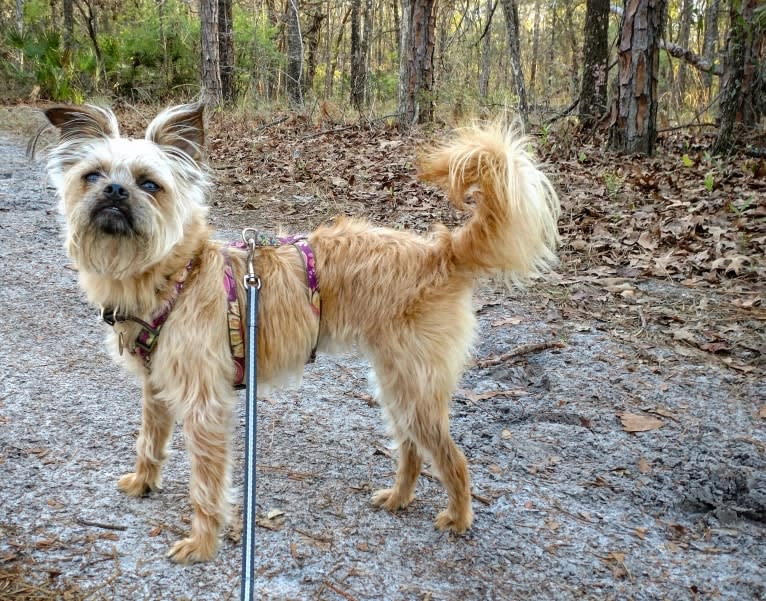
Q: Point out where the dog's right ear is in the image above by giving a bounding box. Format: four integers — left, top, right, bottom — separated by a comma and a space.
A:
44, 105, 120, 142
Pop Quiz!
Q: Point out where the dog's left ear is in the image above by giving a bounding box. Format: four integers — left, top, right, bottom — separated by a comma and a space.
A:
146, 103, 206, 162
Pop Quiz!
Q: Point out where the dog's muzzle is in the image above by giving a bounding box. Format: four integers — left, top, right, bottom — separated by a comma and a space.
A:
91, 183, 134, 235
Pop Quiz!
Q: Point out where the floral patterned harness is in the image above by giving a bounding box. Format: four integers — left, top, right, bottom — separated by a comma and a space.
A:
224, 234, 321, 389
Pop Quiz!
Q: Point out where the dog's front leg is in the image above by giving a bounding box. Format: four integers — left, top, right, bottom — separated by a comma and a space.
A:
118, 382, 173, 496
167, 397, 232, 563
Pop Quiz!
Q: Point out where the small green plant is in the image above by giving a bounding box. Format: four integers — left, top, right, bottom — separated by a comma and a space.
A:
603, 172, 623, 198
729, 196, 754, 217
578, 151, 587, 163
704, 172, 714, 192
681, 154, 693, 167
540, 123, 551, 146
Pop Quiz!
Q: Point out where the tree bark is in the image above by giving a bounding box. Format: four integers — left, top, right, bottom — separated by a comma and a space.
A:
304, 9, 325, 95
702, 0, 721, 90
397, 0, 437, 127
677, 0, 693, 95
609, 0, 667, 155
362, 0, 373, 104
499, 0, 528, 124
63, 0, 74, 53
530, 0, 542, 97
350, 0, 364, 110
218, 0, 235, 103
286, 0, 303, 108
578, 0, 610, 126
713, 0, 763, 154
199, 0, 222, 105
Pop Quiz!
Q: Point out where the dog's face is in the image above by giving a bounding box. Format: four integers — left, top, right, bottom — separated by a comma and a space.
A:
45, 104, 210, 277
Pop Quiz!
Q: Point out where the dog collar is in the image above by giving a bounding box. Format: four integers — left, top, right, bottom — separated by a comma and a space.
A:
226, 233, 321, 389
100, 259, 194, 370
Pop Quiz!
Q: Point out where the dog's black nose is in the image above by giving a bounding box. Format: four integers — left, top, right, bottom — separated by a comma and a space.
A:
103, 183, 129, 201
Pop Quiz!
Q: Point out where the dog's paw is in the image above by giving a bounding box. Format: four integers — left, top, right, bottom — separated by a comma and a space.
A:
117, 472, 156, 497
371, 488, 414, 512
167, 536, 218, 564
434, 508, 473, 534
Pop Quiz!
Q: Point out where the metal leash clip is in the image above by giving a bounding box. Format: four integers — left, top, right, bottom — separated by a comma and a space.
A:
241, 228, 261, 290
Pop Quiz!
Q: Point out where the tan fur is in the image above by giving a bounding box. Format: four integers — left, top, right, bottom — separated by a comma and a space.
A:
44, 104, 559, 563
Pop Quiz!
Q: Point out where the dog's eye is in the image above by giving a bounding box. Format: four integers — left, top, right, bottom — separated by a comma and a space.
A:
83, 172, 102, 184
139, 180, 161, 194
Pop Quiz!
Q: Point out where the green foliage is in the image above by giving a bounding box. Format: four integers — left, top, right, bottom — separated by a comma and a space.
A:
1, 0, 198, 102
681, 154, 694, 167
234, 6, 283, 100
603, 172, 623, 198
704, 172, 714, 192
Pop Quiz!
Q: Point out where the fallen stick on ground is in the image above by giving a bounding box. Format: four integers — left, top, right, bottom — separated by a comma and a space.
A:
476, 340, 565, 368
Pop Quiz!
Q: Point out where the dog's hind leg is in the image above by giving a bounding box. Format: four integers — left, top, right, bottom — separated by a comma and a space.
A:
370, 356, 473, 533
167, 397, 232, 563
372, 437, 422, 511
118, 382, 173, 496
410, 408, 473, 533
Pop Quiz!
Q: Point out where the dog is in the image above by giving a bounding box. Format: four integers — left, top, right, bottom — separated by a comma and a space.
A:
42, 103, 559, 563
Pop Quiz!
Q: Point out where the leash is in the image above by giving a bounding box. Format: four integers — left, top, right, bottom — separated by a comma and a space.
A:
240, 228, 260, 601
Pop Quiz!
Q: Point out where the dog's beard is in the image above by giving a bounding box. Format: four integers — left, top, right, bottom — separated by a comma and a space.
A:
63, 179, 196, 278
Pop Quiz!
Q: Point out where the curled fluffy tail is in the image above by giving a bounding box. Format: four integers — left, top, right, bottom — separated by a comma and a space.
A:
418, 126, 560, 281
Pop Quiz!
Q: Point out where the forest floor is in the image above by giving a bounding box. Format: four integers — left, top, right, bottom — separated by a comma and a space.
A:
0, 105, 764, 601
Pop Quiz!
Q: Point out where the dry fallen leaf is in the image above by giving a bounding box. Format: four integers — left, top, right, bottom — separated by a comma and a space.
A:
634, 527, 648, 540
501, 429, 513, 439
618, 412, 664, 432
638, 457, 652, 474
148, 526, 162, 537
759, 406, 766, 419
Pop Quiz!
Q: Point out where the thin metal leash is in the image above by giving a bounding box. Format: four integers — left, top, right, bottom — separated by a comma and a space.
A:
240, 228, 261, 601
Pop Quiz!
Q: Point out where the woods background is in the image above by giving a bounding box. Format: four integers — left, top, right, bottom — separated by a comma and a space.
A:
0, 1, 764, 154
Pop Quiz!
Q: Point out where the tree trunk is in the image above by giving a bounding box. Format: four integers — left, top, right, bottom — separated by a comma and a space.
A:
479, 0, 495, 99
63, 0, 74, 53
199, 0, 222, 105
702, 0, 721, 91
499, 0, 528, 124
362, 0, 373, 105
218, 0, 235, 103
564, 1, 580, 99
609, 0, 667, 155
530, 0, 542, 97
304, 9, 325, 95
350, 0, 364, 110
578, 0, 610, 126
286, 0, 303, 108
677, 0, 693, 97
713, 0, 763, 154
397, 0, 437, 127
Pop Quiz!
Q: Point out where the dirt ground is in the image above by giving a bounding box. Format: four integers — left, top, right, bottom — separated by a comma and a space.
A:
0, 109, 764, 601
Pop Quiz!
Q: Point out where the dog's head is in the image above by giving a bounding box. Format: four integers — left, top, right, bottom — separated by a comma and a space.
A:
44, 103, 210, 278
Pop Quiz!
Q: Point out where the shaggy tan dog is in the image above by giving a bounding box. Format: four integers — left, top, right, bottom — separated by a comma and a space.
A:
42, 103, 559, 562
